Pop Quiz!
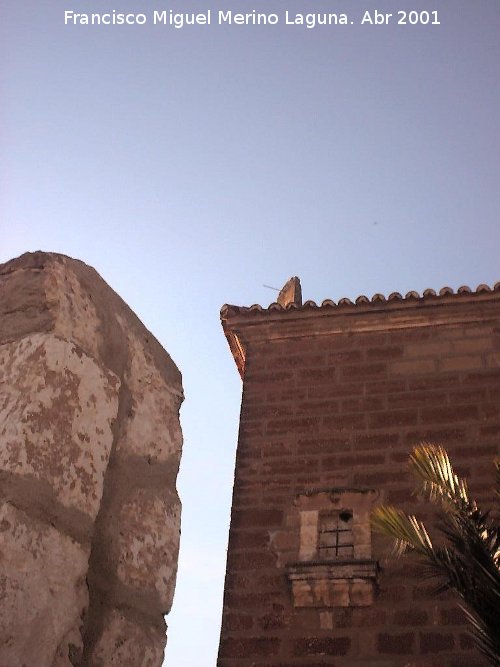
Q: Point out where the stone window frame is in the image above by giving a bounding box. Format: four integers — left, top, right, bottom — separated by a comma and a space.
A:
286, 488, 380, 608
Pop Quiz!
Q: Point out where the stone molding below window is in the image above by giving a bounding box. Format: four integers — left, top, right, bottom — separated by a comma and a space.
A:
287, 559, 379, 608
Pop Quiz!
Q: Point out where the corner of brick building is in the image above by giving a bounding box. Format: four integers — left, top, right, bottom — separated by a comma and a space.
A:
218, 281, 500, 666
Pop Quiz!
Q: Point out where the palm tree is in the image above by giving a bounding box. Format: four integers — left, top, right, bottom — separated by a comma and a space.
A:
371, 444, 500, 665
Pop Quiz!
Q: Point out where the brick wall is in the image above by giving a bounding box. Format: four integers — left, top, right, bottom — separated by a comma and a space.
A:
218, 292, 499, 666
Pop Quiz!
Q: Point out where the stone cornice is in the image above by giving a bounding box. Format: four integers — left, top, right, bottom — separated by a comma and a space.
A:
221, 289, 500, 377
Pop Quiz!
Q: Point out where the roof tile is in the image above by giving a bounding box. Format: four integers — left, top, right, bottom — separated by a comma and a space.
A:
221, 281, 499, 318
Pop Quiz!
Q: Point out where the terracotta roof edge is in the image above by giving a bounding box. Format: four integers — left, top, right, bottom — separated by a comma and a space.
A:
220, 282, 500, 319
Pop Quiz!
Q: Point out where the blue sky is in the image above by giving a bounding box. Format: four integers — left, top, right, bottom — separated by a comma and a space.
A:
2, 1, 499, 664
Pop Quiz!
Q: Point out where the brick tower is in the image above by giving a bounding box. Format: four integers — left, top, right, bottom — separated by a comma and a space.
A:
218, 278, 499, 666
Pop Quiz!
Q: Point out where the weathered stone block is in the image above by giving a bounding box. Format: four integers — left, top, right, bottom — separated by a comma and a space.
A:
350, 579, 374, 606
0, 502, 89, 667
89, 608, 166, 667
0, 252, 183, 667
0, 333, 118, 520
117, 322, 182, 463
116, 488, 181, 610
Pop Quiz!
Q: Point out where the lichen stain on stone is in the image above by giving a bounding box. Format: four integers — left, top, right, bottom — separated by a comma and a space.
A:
44, 263, 102, 360
116, 322, 183, 463
0, 334, 119, 519
0, 503, 89, 667
90, 608, 165, 667
116, 491, 180, 606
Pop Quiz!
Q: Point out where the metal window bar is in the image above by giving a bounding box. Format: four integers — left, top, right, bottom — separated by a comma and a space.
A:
318, 513, 354, 559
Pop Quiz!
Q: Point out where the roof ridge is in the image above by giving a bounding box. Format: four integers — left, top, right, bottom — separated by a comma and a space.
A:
221, 281, 500, 317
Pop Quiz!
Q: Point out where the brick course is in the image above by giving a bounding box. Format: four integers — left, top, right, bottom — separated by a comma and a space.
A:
218, 289, 499, 665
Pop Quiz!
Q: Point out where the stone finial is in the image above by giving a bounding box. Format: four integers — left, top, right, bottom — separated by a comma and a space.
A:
277, 277, 302, 308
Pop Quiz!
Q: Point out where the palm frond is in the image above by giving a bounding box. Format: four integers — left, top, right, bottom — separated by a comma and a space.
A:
461, 604, 500, 665
371, 444, 500, 666
409, 443, 469, 508
370, 505, 433, 557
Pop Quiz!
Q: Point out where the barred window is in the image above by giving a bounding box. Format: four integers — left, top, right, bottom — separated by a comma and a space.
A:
318, 511, 354, 559
288, 490, 379, 608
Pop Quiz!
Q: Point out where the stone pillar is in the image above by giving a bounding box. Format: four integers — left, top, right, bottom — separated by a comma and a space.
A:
0, 252, 183, 667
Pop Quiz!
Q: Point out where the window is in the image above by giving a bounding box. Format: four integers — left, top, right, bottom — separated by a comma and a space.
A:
318, 511, 354, 560
286, 489, 380, 608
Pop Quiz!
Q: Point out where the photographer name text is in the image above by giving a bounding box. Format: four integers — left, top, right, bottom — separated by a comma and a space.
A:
63, 9, 441, 29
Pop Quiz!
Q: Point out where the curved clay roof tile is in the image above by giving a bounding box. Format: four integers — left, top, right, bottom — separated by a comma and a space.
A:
222, 280, 499, 317
355, 295, 370, 304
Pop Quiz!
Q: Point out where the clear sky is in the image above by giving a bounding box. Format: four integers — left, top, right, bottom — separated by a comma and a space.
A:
1, 1, 499, 665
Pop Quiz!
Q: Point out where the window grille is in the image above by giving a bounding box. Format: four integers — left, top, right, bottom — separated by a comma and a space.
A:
318, 511, 354, 559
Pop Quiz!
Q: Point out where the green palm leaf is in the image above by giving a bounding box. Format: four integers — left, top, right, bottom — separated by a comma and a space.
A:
409, 443, 469, 507
371, 444, 500, 666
